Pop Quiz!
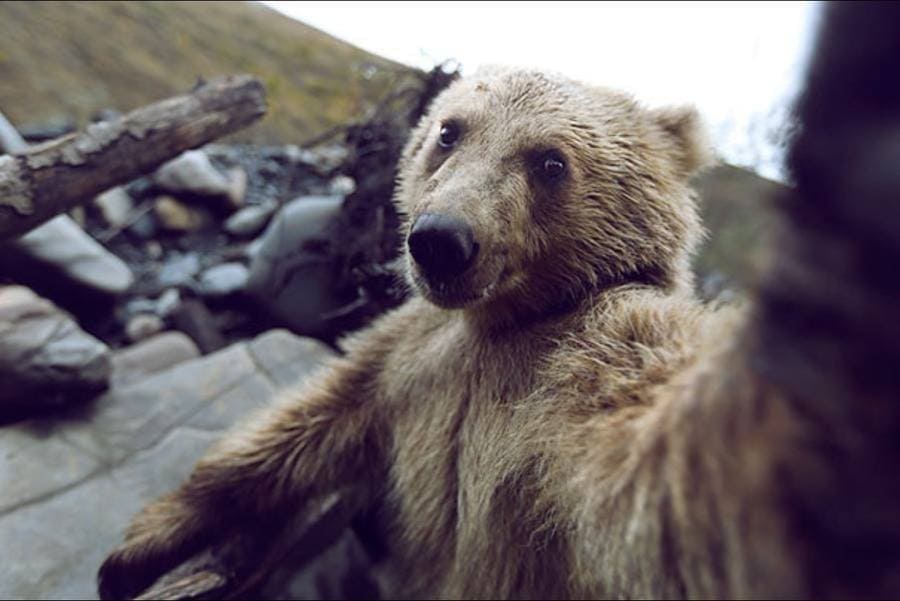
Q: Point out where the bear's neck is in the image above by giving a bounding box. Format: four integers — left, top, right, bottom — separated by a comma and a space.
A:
463, 267, 691, 334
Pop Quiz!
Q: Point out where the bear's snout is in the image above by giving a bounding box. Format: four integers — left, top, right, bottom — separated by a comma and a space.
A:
408, 213, 479, 279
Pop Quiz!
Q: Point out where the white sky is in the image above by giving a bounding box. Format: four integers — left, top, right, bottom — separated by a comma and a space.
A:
261, 1, 822, 181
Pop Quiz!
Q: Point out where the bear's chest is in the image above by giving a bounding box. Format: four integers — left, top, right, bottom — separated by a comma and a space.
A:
378, 320, 555, 590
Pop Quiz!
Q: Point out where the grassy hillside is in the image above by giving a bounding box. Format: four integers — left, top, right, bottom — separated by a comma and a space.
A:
0, 1, 419, 143
693, 163, 784, 290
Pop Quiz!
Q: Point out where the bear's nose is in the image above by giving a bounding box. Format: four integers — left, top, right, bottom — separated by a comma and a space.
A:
408, 213, 478, 278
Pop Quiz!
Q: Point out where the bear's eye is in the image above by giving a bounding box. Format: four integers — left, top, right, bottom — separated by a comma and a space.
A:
537, 151, 567, 182
438, 121, 461, 149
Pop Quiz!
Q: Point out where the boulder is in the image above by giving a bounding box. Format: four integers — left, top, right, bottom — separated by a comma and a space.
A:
4, 215, 134, 295
0, 286, 111, 421
110, 331, 200, 386
0, 329, 336, 599
246, 195, 352, 337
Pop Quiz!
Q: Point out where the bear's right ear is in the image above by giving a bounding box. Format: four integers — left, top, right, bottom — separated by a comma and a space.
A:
649, 105, 715, 178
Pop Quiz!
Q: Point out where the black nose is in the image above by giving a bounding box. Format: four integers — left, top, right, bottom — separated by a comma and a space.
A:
408, 213, 478, 278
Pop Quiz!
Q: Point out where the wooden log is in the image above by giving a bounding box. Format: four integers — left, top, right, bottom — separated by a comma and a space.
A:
0, 75, 266, 241
133, 491, 362, 600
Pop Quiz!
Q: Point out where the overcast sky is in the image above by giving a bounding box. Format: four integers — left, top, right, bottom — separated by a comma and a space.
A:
261, 1, 822, 181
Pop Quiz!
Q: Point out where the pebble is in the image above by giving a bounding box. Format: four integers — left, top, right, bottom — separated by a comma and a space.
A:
224, 202, 277, 238
198, 262, 249, 297
125, 313, 164, 343
226, 166, 248, 208
157, 252, 201, 288
94, 186, 134, 227
154, 196, 205, 233
328, 175, 356, 196
153, 150, 233, 205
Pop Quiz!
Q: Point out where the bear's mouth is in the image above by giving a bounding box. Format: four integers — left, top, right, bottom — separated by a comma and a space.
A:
408, 258, 509, 310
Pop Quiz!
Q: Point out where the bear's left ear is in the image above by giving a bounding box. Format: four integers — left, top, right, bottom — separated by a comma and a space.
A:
649, 105, 715, 178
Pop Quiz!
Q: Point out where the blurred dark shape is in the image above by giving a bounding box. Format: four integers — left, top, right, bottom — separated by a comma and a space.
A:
170, 298, 227, 354
757, 1, 900, 596
320, 64, 461, 337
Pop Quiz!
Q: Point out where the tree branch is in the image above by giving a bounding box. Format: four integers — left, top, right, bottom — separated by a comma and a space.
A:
0, 75, 266, 241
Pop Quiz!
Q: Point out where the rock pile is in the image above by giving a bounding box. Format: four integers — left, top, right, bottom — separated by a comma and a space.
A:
0, 64, 461, 422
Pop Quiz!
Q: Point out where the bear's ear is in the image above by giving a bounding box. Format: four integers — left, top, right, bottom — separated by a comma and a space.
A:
649, 105, 715, 177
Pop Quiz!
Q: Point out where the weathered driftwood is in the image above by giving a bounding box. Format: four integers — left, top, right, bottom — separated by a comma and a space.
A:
0, 75, 266, 241
133, 491, 361, 600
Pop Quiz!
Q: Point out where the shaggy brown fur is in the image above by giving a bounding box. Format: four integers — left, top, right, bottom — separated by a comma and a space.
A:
99, 5, 900, 597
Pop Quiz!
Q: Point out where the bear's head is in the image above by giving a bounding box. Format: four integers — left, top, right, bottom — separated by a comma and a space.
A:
395, 67, 712, 324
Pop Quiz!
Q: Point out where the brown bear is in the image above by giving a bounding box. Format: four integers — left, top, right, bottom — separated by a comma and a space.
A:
98, 11, 900, 595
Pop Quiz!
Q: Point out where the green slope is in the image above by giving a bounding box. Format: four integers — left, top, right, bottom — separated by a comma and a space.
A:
0, 1, 419, 143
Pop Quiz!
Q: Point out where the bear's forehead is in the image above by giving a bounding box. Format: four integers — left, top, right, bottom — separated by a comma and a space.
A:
455, 70, 579, 113
436, 69, 638, 131
429, 69, 642, 156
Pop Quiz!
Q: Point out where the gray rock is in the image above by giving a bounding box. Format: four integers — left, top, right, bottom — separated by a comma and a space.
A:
246, 195, 349, 336
0, 109, 27, 153
198, 262, 249, 297
94, 186, 134, 227
10, 215, 134, 294
0, 286, 111, 419
0, 426, 104, 514
247, 329, 334, 389
18, 115, 77, 143
125, 313, 164, 343
0, 329, 335, 600
154, 150, 232, 203
124, 297, 158, 315
156, 288, 182, 318
157, 252, 201, 288
110, 331, 200, 386
224, 202, 277, 237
